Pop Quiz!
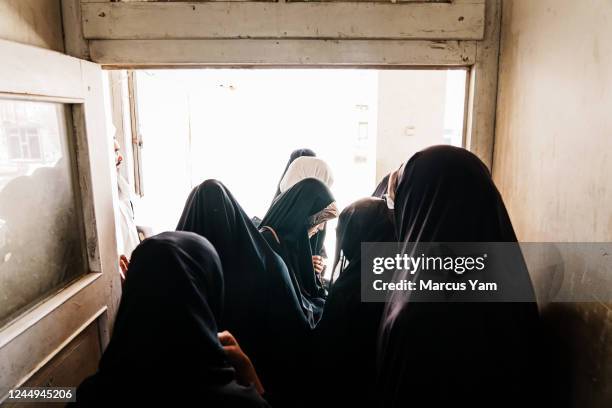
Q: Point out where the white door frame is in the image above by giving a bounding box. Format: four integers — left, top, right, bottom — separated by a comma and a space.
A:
65, 0, 501, 168
0, 39, 121, 400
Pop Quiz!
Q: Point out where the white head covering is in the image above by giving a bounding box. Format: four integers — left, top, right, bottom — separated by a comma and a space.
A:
279, 156, 334, 194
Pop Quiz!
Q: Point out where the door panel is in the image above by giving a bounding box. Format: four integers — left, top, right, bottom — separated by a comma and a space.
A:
0, 39, 121, 400
2, 319, 102, 408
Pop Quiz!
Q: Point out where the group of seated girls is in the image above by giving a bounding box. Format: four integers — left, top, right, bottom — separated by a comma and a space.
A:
72, 146, 546, 407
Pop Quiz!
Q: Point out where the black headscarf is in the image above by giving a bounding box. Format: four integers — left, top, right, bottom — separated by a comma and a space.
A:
273, 148, 316, 200
309, 224, 327, 258
260, 178, 336, 306
312, 197, 396, 407
372, 163, 403, 210
176, 179, 271, 334
176, 180, 320, 396
270, 149, 328, 259
393, 145, 518, 243
372, 173, 390, 198
330, 198, 396, 291
377, 146, 542, 408
73, 232, 268, 406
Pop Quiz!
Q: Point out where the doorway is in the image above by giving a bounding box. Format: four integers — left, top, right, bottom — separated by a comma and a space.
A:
120, 68, 467, 266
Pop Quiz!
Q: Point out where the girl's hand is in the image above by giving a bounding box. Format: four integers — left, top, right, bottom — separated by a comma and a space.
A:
119, 255, 129, 285
312, 255, 325, 275
218, 331, 265, 395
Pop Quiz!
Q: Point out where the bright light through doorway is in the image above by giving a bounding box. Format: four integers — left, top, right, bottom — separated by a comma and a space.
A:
129, 68, 467, 265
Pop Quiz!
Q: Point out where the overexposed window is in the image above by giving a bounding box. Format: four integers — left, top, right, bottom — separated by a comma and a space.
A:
0, 99, 87, 327
130, 68, 466, 267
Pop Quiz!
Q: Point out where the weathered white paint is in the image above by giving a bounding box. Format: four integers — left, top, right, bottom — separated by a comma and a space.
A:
81, 1, 485, 40
493, 1, 612, 406
80, 0, 451, 3
0, 40, 122, 399
126, 71, 145, 196
62, 0, 90, 59
0, 0, 64, 52
464, 0, 500, 168
75, 54, 123, 335
7, 319, 102, 400
106, 70, 134, 186
90, 39, 476, 67
80, 0, 498, 170
0, 303, 106, 401
0, 40, 82, 99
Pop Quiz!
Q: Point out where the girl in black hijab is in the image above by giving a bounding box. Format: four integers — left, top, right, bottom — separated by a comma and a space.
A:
73, 232, 269, 406
252, 148, 316, 229
377, 145, 542, 408
259, 178, 338, 313
273, 154, 334, 274
312, 197, 396, 407
176, 180, 322, 398
258, 177, 337, 406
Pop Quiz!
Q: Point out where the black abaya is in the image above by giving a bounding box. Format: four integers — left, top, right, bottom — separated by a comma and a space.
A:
176, 180, 324, 397
313, 197, 396, 407
270, 149, 328, 259
376, 146, 542, 408
73, 232, 268, 406
260, 178, 336, 307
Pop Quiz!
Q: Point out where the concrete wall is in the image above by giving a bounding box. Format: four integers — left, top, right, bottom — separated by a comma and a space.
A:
493, 0, 612, 406
376, 70, 447, 181
0, 0, 64, 52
